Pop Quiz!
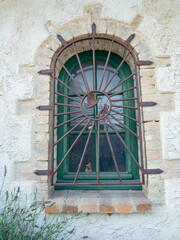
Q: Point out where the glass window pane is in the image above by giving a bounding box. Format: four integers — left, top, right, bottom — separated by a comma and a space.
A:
69, 61, 93, 94
96, 61, 122, 93
69, 135, 95, 172
99, 134, 126, 172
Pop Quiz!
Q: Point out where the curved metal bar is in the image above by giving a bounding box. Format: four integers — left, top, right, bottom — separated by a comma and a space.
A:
98, 40, 114, 91
73, 43, 90, 92
55, 77, 82, 99
102, 119, 122, 183
102, 52, 130, 92
55, 103, 80, 108
53, 119, 91, 176
57, 58, 85, 94
107, 73, 135, 94
74, 121, 95, 184
55, 91, 81, 103
110, 86, 136, 98
111, 109, 138, 123
109, 113, 139, 139
54, 117, 87, 146
92, 36, 96, 90
112, 105, 138, 110
97, 120, 100, 184
111, 98, 137, 102
54, 114, 84, 129
106, 116, 142, 171
53, 36, 138, 72
54, 182, 143, 186
54, 110, 82, 117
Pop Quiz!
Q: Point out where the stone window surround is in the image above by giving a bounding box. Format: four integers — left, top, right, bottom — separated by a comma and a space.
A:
32, 7, 173, 210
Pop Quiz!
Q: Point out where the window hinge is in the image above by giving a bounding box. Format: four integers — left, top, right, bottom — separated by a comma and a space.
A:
34, 170, 51, 175
57, 34, 67, 46
139, 101, 157, 107
36, 105, 53, 110
92, 23, 96, 35
136, 61, 153, 66
143, 169, 163, 174
38, 69, 53, 75
124, 33, 136, 46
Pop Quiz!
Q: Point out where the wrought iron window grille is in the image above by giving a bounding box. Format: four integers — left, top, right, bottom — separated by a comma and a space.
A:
35, 23, 163, 189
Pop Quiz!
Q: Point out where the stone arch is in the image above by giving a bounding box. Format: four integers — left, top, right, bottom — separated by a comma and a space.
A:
33, 5, 172, 200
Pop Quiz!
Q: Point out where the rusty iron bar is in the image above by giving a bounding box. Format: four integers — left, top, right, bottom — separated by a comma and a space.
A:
55, 77, 82, 99
92, 36, 96, 90
51, 66, 56, 186
54, 182, 143, 186
112, 105, 138, 110
143, 168, 163, 174
57, 34, 67, 46
102, 119, 122, 183
49, 30, 151, 186
54, 117, 87, 146
139, 101, 157, 107
54, 114, 84, 129
135, 69, 145, 183
98, 40, 114, 91
73, 121, 95, 184
57, 58, 85, 94
111, 98, 137, 102
38, 69, 53, 75
102, 51, 130, 92
97, 120, 100, 183
53, 119, 91, 176
73, 42, 90, 92
110, 86, 136, 98
54, 102, 80, 108
110, 112, 139, 139
55, 91, 81, 103
36, 105, 52, 110
106, 116, 143, 171
136, 60, 153, 66
123, 34, 135, 46
107, 73, 135, 94
53, 36, 137, 68
111, 110, 139, 123
54, 110, 82, 117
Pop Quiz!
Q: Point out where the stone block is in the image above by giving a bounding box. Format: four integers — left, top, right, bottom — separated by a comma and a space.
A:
145, 131, 161, 141
35, 142, 49, 151
143, 112, 159, 122
146, 150, 162, 160
146, 141, 161, 150
45, 205, 61, 214
35, 124, 49, 133
35, 116, 49, 125
130, 191, 151, 212
80, 192, 97, 213
140, 69, 155, 77
34, 152, 49, 161
144, 122, 160, 131
35, 132, 49, 142
141, 86, 157, 94
62, 192, 82, 214
115, 192, 133, 213
99, 192, 115, 214
140, 77, 156, 86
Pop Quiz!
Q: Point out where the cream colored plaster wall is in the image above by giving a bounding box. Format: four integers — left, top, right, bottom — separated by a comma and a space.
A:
0, 0, 180, 239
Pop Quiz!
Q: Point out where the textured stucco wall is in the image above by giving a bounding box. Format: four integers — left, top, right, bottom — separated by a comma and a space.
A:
0, 0, 180, 239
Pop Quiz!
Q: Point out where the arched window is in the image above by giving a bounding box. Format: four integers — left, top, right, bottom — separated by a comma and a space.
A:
55, 50, 140, 190
37, 24, 163, 189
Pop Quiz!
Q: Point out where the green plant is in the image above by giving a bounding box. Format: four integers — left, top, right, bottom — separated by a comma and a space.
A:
0, 166, 75, 240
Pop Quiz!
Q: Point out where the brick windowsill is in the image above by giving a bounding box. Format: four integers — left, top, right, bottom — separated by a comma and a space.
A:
45, 190, 152, 214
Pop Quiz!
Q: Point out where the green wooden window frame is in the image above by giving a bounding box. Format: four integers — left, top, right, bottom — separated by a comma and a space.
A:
55, 50, 141, 190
